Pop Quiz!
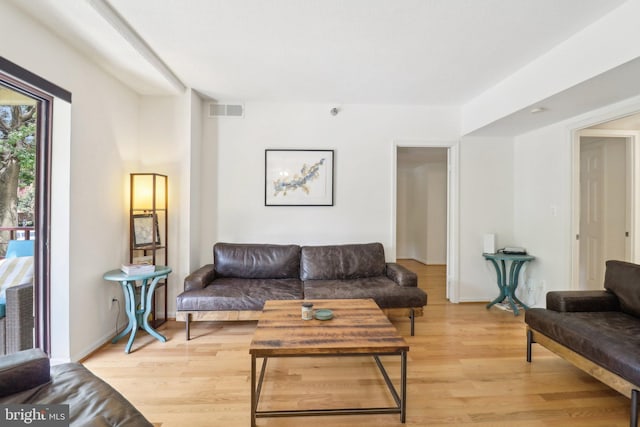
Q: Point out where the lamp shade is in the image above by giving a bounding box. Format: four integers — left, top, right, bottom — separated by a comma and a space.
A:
131, 173, 167, 210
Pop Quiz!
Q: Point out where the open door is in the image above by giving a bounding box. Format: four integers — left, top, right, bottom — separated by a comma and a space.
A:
578, 136, 631, 290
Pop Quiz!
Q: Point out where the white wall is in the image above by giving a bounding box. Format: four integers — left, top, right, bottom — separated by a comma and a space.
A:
68, 73, 139, 363
513, 124, 572, 306
199, 103, 218, 265
425, 162, 447, 264
397, 166, 428, 261
136, 94, 193, 318
203, 103, 459, 262
189, 92, 204, 272
50, 99, 71, 363
204, 103, 519, 304
396, 168, 414, 258
457, 137, 515, 302
1, 2, 143, 362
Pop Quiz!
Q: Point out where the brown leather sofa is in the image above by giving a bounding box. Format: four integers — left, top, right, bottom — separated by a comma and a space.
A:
177, 242, 427, 338
525, 260, 640, 426
0, 348, 152, 426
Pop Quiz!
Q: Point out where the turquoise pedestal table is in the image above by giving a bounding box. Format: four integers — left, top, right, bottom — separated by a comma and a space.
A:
483, 253, 535, 316
103, 266, 171, 353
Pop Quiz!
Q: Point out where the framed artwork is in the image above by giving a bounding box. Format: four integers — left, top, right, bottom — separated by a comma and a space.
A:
265, 149, 334, 206
132, 213, 161, 247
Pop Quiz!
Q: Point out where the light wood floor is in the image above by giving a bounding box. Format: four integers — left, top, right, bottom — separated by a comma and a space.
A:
83, 260, 631, 426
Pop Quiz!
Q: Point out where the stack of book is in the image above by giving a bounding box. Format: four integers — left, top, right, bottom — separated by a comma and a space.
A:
121, 263, 155, 275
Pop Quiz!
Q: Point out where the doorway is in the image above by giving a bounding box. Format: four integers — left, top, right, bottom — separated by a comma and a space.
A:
0, 60, 58, 355
579, 136, 630, 290
0, 83, 38, 353
396, 146, 450, 298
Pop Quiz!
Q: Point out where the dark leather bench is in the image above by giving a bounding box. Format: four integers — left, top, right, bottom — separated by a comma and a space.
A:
525, 260, 640, 426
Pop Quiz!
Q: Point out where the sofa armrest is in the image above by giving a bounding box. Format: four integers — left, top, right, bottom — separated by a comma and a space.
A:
385, 263, 418, 287
546, 290, 620, 312
0, 348, 50, 397
184, 264, 216, 291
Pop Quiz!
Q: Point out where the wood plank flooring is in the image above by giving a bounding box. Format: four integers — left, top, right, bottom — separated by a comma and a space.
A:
83, 260, 631, 426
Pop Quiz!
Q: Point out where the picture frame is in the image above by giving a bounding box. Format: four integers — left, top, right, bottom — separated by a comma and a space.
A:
132, 213, 161, 247
265, 149, 334, 206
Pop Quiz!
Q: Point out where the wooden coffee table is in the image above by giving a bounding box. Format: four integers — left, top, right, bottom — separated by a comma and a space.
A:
249, 299, 409, 426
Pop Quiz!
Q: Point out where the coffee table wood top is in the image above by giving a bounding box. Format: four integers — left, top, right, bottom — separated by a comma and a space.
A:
249, 299, 409, 357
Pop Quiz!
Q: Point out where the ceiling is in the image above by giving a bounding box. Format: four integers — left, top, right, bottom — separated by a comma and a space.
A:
9, 0, 629, 108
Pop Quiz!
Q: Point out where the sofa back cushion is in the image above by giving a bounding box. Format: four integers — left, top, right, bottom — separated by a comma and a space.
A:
604, 260, 640, 317
213, 243, 300, 279
300, 243, 386, 281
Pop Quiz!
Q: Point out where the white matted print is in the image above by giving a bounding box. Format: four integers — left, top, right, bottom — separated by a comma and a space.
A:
265, 149, 334, 206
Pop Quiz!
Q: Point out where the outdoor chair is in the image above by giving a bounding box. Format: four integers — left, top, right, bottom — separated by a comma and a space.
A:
0, 241, 34, 355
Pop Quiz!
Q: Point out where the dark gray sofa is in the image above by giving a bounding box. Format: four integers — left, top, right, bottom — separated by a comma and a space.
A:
525, 260, 640, 426
177, 242, 427, 338
0, 348, 152, 426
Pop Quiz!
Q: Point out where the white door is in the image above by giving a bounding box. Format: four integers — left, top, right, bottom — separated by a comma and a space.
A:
579, 137, 628, 290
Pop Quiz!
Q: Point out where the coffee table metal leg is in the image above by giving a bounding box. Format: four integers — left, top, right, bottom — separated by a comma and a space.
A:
252, 357, 270, 426
401, 350, 407, 423
251, 355, 256, 427
252, 354, 406, 422
256, 358, 268, 402
374, 356, 400, 406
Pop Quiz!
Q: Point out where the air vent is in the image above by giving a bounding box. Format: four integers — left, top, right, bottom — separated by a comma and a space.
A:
208, 103, 244, 118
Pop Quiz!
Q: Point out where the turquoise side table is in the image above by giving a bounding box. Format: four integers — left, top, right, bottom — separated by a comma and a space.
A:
483, 253, 535, 316
103, 266, 171, 353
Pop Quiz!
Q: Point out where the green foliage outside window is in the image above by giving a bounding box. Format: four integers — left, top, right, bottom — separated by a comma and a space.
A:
0, 105, 36, 227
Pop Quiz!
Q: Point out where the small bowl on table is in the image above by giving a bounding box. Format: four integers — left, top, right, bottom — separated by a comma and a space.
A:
314, 309, 333, 321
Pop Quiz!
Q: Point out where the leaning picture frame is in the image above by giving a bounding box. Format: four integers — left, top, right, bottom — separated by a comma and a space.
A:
132, 213, 161, 247
265, 149, 334, 206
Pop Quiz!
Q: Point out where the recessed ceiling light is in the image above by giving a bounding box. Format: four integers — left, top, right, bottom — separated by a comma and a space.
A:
530, 107, 546, 114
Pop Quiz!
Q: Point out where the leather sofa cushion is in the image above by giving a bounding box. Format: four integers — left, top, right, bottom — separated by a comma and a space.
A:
214, 243, 300, 279
300, 243, 386, 281
303, 277, 427, 309
177, 278, 303, 311
526, 308, 640, 386
0, 362, 153, 426
604, 260, 640, 317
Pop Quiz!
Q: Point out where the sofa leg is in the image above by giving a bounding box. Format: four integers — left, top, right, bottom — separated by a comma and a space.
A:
526, 329, 533, 362
632, 389, 638, 427
410, 309, 415, 336
186, 313, 191, 341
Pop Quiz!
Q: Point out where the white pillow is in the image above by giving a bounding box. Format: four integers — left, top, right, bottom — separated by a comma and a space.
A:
0, 256, 34, 299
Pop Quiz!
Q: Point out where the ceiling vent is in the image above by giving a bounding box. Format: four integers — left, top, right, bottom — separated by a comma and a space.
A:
208, 103, 244, 118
